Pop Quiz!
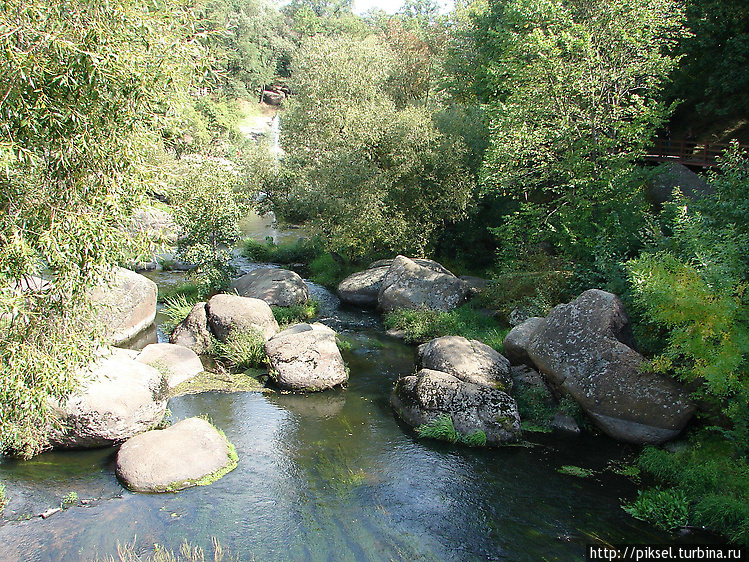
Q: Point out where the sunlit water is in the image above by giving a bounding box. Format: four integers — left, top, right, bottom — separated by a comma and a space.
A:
0, 216, 708, 561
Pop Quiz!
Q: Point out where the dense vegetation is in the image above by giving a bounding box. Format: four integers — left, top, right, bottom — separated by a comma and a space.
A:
1, 0, 748, 545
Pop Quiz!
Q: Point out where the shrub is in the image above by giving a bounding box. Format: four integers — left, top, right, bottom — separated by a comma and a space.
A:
211, 330, 265, 369
308, 253, 360, 289
242, 237, 321, 265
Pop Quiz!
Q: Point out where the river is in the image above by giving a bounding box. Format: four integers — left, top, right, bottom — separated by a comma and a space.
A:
0, 215, 708, 561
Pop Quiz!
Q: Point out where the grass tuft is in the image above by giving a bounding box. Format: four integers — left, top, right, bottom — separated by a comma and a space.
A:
271, 300, 320, 327
416, 414, 488, 447
161, 294, 199, 334
211, 329, 266, 369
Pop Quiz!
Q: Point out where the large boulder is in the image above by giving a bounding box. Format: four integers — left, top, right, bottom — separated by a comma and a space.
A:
265, 323, 347, 392
116, 417, 237, 493
231, 267, 309, 307
417, 336, 512, 392
647, 162, 712, 205
369, 258, 452, 275
89, 267, 157, 345
337, 266, 389, 308
48, 348, 168, 449
378, 255, 469, 312
525, 289, 695, 444
136, 343, 203, 388
502, 317, 545, 366
206, 294, 279, 342
169, 302, 213, 354
391, 369, 521, 445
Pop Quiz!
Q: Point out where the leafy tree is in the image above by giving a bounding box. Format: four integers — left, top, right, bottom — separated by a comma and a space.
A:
0, 0, 200, 457
474, 0, 685, 275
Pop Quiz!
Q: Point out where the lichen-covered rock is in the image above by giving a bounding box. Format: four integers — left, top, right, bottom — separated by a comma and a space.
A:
337, 266, 389, 308
206, 294, 279, 342
89, 267, 157, 344
526, 289, 695, 444
369, 258, 452, 275
378, 255, 469, 312
502, 317, 545, 366
417, 336, 512, 391
116, 417, 237, 493
391, 368, 521, 445
48, 348, 168, 449
230, 267, 309, 307
170, 302, 212, 354
265, 323, 347, 392
136, 343, 203, 388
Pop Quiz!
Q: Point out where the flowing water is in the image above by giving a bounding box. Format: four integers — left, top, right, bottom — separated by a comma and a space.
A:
0, 216, 710, 561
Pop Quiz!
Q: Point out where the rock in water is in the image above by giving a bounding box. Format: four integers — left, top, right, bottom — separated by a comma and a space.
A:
525, 289, 695, 444
48, 348, 168, 449
337, 266, 389, 308
417, 336, 512, 391
378, 255, 469, 312
231, 268, 309, 307
265, 323, 347, 392
502, 317, 545, 366
206, 294, 279, 342
136, 343, 203, 388
391, 369, 521, 445
89, 267, 157, 345
170, 302, 213, 354
116, 417, 237, 492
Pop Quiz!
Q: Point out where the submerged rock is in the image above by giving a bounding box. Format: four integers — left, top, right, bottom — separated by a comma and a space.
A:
265, 323, 347, 392
116, 417, 237, 492
391, 368, 521, 445
48, 348, 168, 449
378, 255, 469, 312
417, 336, 512, 391
525, 289, 695, 445
89, 267, 157, 345
231, 267, 309, 307
136, 343, 203, 388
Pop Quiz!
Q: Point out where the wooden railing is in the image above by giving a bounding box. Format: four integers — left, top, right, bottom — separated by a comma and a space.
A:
644, 139, 735, 168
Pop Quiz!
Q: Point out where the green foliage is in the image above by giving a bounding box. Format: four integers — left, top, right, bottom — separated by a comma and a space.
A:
557, 465, 595, 478
60, 491, 78, 509
272, 301, 320, 327
242, 237, 322, 265
623, 487, 690, 531
383, 305, 508, 350
634, 433, 749, 544
171, 157, 244, 295
513, 380, 556, 430
161, 294, 199, 335
159, 282, 202, 305
477, 268, 572, 322
212, 329, 266, 369
308, 253, 360, 288
416, 414, 488, 447
0, 482, 7, 512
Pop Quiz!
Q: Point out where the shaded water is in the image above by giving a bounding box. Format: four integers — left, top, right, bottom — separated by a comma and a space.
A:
0, 216, 703, 560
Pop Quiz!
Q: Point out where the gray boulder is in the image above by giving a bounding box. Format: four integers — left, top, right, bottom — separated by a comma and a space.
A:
525, 289, 695, 444
417, 336, 512, 391
265, 323, 347, 392
116, 417, 237, 492
206, 294, 279, 342
48, 348, 168, 449
369, 258, 452, 275
89, 267, 157, 344
337, 266, 389, 308
231, 268, 309, 307
391, 369, 521, 445
136, 343, 203, 388
502, 317, 545, 366
170, 302, 212, 354
648, 162, 712, 205
378, 255, 469, 312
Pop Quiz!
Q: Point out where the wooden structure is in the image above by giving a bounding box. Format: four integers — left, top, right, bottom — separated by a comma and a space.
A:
643, 138, 735, 168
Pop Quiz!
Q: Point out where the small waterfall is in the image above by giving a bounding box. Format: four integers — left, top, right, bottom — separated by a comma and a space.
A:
269, 114, 284, 157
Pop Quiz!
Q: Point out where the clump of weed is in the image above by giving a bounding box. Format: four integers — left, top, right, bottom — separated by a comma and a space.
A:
557, 465, 595, 478
416, 414, 488, 447
623, 487, 689, 531
211, 329, 265, 369
60, 491, 78, 509
271, 300, 319, 327
161, 294, 199, 334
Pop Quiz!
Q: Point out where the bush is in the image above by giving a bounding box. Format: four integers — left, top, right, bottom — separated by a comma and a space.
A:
211, 330, 265, 370
308, 253, 360, 289
383, 305, 509, 351
242, 237, 321, 265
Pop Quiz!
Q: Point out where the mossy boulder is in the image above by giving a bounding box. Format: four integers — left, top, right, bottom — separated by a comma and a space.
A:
116, 417, 237, 493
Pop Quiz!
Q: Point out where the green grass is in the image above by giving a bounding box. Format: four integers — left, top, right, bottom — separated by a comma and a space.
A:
271, 300, 320, 327
0, 482, 7, 512
557, 465, 595, 478
242, 237, 320, 264
383, 304, 509, 351
628, 431, 749, 544
308, 252, 360, 289
211, 329, 266, 369
160, 294, 199, 334
416, 414, 488, 447
100, 537, 237, 561
159, 281, 202, 304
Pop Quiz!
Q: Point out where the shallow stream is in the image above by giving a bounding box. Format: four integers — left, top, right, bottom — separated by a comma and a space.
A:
0, 215, 709, 561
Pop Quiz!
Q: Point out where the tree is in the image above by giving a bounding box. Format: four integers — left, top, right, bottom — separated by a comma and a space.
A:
475, 0, 685, 272
0, 0, 200, 457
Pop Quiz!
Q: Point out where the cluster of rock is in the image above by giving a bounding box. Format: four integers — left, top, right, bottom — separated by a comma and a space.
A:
261, 84, 290, 106
338, 255, 471, 312
391, 336, 521, 445
503, 289, 695, 445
